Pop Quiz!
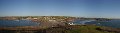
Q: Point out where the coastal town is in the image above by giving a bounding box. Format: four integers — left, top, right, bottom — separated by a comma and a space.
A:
0, 16, 76, 22
0, 16, 111, 22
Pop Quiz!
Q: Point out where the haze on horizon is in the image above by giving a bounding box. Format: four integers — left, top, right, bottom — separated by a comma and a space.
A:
0, 0, 120, 18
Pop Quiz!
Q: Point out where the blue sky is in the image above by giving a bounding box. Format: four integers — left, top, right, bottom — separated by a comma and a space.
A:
0, 0, 120, 18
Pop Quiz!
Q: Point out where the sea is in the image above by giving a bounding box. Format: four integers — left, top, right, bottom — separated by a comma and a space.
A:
0, 20, 40, 27
0, 19, 120, 28
71, 19, 120, 28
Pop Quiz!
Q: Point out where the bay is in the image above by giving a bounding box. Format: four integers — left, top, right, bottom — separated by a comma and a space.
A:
0, 20, 40, 27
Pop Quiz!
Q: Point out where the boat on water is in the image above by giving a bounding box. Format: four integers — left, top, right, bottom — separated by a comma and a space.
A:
68, 23, 75, 25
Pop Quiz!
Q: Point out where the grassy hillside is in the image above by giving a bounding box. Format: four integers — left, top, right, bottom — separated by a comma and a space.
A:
45, 25, 117, 33
0, 25, 120, 33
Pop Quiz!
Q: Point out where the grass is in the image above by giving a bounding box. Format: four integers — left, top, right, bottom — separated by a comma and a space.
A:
65, 25, 113, 33
0, 25, 118, 33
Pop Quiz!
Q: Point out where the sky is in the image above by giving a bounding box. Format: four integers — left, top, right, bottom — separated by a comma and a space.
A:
0, 0, 120, 18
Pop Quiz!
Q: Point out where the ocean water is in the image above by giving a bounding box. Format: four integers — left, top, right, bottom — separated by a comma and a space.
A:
71, 19, 120, 28
85, 19, 120, 28
0, 19, 120, 28
0, 20, 40, 27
